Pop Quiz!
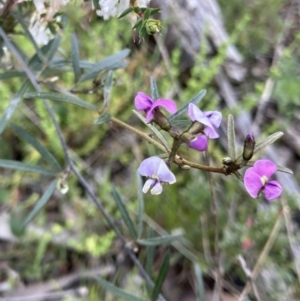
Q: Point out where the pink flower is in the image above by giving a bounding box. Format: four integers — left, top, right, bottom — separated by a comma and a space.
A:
134, 92, 177, 122
188, 104, 221, 139
244, 160, 282, 200
137, 156, 176, 195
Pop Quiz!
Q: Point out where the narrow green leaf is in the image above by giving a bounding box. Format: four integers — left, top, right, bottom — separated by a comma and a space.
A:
169, 119, 192, 128
148, 8, 161, 15
133, 110, 171, 152
22, 179, 57, 227
227, 114, 236, 160
169, 89, 207, 121
146, 228, 155, 298
194, 263, 205, 301
138, 235, 182, 246
0, 70, 25, 80
0, 159, 57, 176
71, 34, 81, 82
136, 173, 144, 239
11, 11, 46, 63
132, 19, 143, 30
144, 8, 151, 20
253, 132, 284, 156
150, 76, 159, 100
79, 49, 130, 82
93, 113, 111, 125
24, 92, 98, 111
103, 70, 113, 107
118, 7, 133, 19
95, 277, 146, 301
146, 228, 155, 276
0, 80, 32, 135
11, 124, 62, 172
276, 165, 293, 175
151, 250, 170, 301
47, 34, 62, 62
112, 188, 137, 240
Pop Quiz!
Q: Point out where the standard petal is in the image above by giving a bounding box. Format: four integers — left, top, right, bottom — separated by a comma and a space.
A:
150, 182, 163, 195
205, 111, 222, 128
137, 156, 161, 177
188, 104, 215, 131
189, 135, 208, 151
244, 168, 263, 198
264, 181, 282, 200
253, 159, 277, 178
146, 99, 177, 122
156, 159, 176, 184
142, 179, 156, 194
134, 92, 153, 111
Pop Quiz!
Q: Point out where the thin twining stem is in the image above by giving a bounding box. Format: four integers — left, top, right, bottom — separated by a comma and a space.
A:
110, 116, 225, 174
238, 210, 283, 301
0, 27, 167, 301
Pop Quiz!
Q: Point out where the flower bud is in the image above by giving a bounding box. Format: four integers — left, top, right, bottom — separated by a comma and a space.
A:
145, 19, 162, 35
242, 133, 255, 161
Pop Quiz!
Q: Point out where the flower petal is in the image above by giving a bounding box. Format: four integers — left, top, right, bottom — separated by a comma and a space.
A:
264, 181, 282, 200
146, 99, 177, 122
188, 104, 218, 138
189, 135, 208, 151
253, 159, 277, 178
156, 159, 176, 184
205, 111, 222, 128
150, 182, 163, 195
142, 179, 156, 194
134, 92, 153, 111
137, 156, 162, 177
244, 168, 263, 198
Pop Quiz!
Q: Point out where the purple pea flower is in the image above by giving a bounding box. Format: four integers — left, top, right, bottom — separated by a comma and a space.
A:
188, 104, 222, 139
188, 135, 208, 151
134, 92, 177, 122
244, 159, 282, 200
137, 156, 176, 195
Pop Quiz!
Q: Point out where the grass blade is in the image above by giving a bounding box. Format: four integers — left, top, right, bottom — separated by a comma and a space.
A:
0, 159, 57, 176
227, 114, 236, 160
112, 188, 137, 240
169, 89, 206, 121
71, 34, 81, 82
47, 34, 62, 62
95, 277, 146, 301
137, 173, 144, 239
151, 250, 170, 301
22, 179, 57, 227
11, 124, 62, 172
194, 263, 205, 301
0, 80, 32, 135
24, 92, 98, 111
138, 235, 182, 246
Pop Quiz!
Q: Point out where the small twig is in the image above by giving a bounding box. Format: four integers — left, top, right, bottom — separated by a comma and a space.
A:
237, 255, 262, 301
205, 150, 223, 301
280, 197, 300, 284
238, 210, 283, 301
